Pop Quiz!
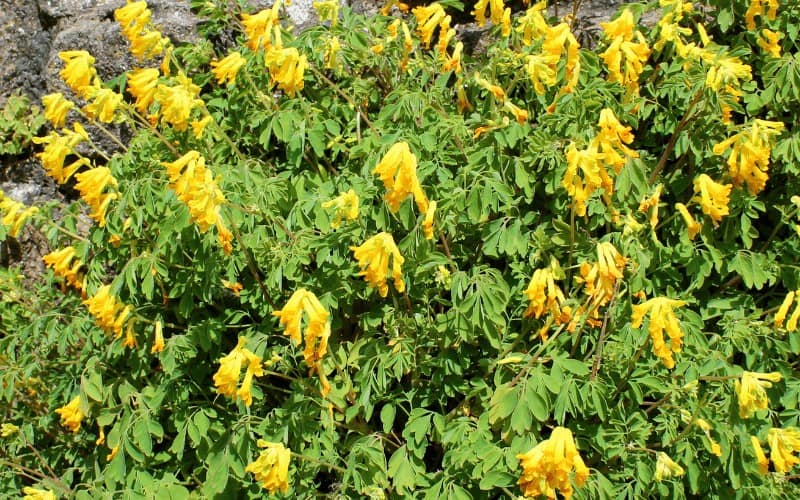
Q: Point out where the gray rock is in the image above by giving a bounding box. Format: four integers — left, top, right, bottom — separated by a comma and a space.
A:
0, 0, 52, 103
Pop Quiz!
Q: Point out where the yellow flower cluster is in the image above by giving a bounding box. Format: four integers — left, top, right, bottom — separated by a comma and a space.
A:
43, 246, 84, 292
264, 45, 308, 97
471, 0, 510, 36
272, 289, 331, 368
42, 92, 74, 128
1, 423, 19, 437
32, 123, 90, 184
692, 174, 731, 224
758, 29, 782, 58
599, 10, 651, 96
680, 410, 722, 456
351, 232, 405, 297
735, 370, 781, 418
751, 436, 770, 474
523, 264, 570, 340
154, 73, 204, 131
59, 50, 98, 98
246, 440, 291, 493
562, 109, 637, 217
211, 52, 246, 85
242, 1, 283, 51
162, 150, 233, 253
413, 3, 449, 49
745, 0, 780, 31
572, 242, 626, 330
85, 87, 124, 124
83, 285, 136, 346
313, 0, 339, 27
713, 119, 784, 195
127, 68, 160, 113
55, 395, 85, 434
213, 337, 264, 406
75, 166, 119, 227
516, 427, 589, 499
0, 190, 38, 238
114, 0, 169, 60
767, 427, 800, 473
654, 452, 684, 481
22, 487, 57, 500
774, 290, 800, 331
675, 202, 702, 240
631, 296, 687, 369
322, 189, 359, 229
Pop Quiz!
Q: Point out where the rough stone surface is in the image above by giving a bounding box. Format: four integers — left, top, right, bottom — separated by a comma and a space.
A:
0, 0, 52, 104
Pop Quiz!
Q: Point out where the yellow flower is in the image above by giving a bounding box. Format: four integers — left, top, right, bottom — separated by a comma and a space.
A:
524, 53, 559, 95
735, 371, 781, 418
381, 0, 409, 16
442, 41, 463, 74
436, 17, 455, 55
752, 436, 770, 474
151, 320, 165, 353
154, 73, 204, 131
705, 55, 751, 92
541, 23, 581, 92
0, 190, 39, 238
372, 141, 430, 214
190, 116, 213, 139
321, 189, 359, 229
775, 291, 798, 330
211, 51, 246, 85
264, 47, 308, 97
41, 93, 74, 128
600, 10, 651, 94
562, 142, 603, 217
241, 4, 282, 51
745, 0, 780, 31
758, 29, 782, 58
523, 264, 570, 339
351, 232, 405, 297
692, 174, 731, 224
129, 29, 168, 60
324, 37, 342, 70
213, 337, 264, 406
127, 68, 160, 113
21, 487, 57, 500
503, 100, 528, 124
675, 203, 702, 240
106, 445, 120, 461
1, 423, 19, 437
596, 108, 638, 172
654, 452, 685, 482
474, 72, 506, 101
413, 3, 448, 49
422, 200, 436, 240
84, 87, 123, 123
712, 119, 783, 194
516, 427, 589, 499
638, 184, 662, 229
313, 0, 339, 26
631, 296, 687, 369
83, 284, 134, 338
59, 50, 98, 98
246, 440, 291, 493
55, 396, 85, 434
32, 124, 90, 184
471, 0, 506, 28
272, 289, 331, 367
515, 1, 549, 46
114, 0, 150, 39
43, 246, 84, 291
74, 167, 119, 227
768, 427, 800, 473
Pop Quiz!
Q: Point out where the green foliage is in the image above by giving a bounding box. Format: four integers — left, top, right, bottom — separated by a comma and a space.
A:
3, 0, 800, 498
0, 93, 45, 156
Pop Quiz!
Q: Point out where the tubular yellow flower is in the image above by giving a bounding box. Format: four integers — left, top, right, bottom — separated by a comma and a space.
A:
21, 487, 57, 500
713, 119, 783, 195
264, 47, 308, 97
654, 452, 685, 482
638, 184, 662, 229
314, 0, 339, 26
768, 427, 800, 474
190, 116, 212, 139
211, 51, 246, 85
129, 29, 168, 60
154, 73, 204, 131
413, 3, 448, 49
84, 87, 123, 123
524, 53, 559, 95
115, 0, 150, 39
151, 320, 164, 353
74, 166, 119, 227
631, 296, 687, 369
442, 41, 463, 74
83, 284, 134, 338
735, 371, 782, 418
515, 1, 549, 46
758, 29, 782, 58
596, 108, 638, 172
1, 190, 38, 238
746, 0, 780, 31
562, 142, 603, 217
675, 203, 702, 240
213, 337, 264, 406
43, 246, 83, 291
422, 200, 436, 240
127, 67, 160, 113
381, 0, 409, 16
321, 189, 359, 229
246, 440, 291, 493
600, 10, 651, 94
272, 288, 331, 367
752, 436, 770, 474
474, 72, 506, 101
775, 291, 798, 330
516, 427, 589, 499
372, 141, 430, 214
705, 55, 752, 92
472, 0, 506, 27
692, 174, 731, 224
55, 396, 85, 434
59, 50, 98, 98
241, 4, 282, 51
1, 423, 19, 437
351, 232, 405, 297
324, 37, 342, 70
42, 93, 74, 128
32, 124, 89, 184
503, 100, 528, 124
524, 267, 567, 320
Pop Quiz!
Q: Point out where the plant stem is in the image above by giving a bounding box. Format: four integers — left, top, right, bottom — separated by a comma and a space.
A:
648, 89, 703, 185
290, 452, 346, 473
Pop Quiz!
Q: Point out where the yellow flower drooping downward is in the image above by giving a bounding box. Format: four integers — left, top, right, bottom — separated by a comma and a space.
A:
33, 123, 90, 185
84, 87, 123, 123
523, 262, 570, 340
735, 371, 782, 418
745, 0, 780, 31
162, 150, 233, 253
265, 46, 308, 97
751, 436, 770, 474
272, 289, 331, 369
422, 200, 436, 240
768, 427, 800, 473
55, 395, 85, 434
758, 29, 782, 58
246, 440, 291, 493
631, 296, 687, 369
211, 51, 246, 85
213, 337, 264, 406
774, 290, 800, 331
154, 72, 204, 131
654, 452, 685, 482
1, 423, 19, 437
599, 9, 651, 96
351, 232, 405, 297
241, 2, 283, 51
114, 0, 169, 60
373, 141, 431, 214
151, 320, 165, 354
516, 426, 589, 499
692, 174, 731, 224
74, 166, 119, 227
127, 67, 160, 113
43, 246, 84, 292
675, 203, 702, 240
472, 0, 508, 30
42, 93, 74, 128
321, 189, 359, 229
58, 50, 98, 98
413, 3, 449, 49
713, 119, 784, 195
21, 487, 57, 500
83, 284, 135, 340
0, 190, 39, 238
